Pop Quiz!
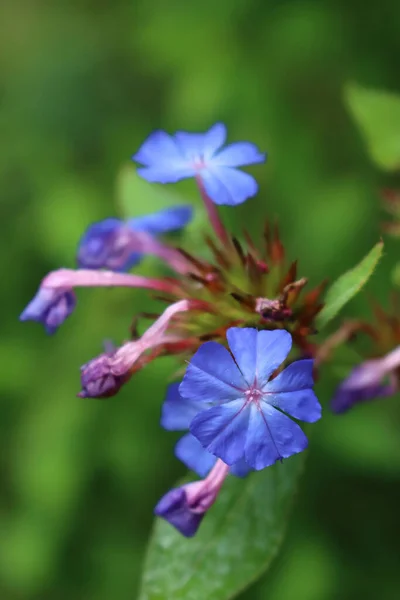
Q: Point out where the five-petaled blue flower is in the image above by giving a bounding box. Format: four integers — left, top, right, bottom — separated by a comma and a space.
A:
180, 327, 321, 470
161, 383, 251, 478
132, 123, 266, 206
77, 205, 193, 271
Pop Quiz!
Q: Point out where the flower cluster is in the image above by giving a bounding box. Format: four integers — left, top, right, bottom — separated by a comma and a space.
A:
27, 122, 398, 537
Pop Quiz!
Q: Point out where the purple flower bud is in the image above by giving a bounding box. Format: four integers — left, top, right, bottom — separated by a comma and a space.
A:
20, 268, 180, 336
20, 287, 76, 334
77, 206, 193, 272
331, 349, 400, 414
154, 486, 205, 538
77, 219, 134, 271
78, 354, 130, 399
154, 460, 229, 537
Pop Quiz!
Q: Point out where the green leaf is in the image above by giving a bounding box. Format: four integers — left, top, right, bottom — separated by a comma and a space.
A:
345, 83, 400, 171
139, 456, 304, 600
316, 240, 383, 330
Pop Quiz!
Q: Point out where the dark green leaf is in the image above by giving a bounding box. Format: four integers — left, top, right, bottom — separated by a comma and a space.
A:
140, 456, 304, 600
345, 83, 400, 171
316, 241, 383, 330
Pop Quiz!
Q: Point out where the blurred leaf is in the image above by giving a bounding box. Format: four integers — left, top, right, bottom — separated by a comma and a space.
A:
345, 83, 400, 171
140, 456, 304, 600
316, 240, 383, 330
392, 262, 400, 288
317, 398, 400, 476
117, 164, 187, 217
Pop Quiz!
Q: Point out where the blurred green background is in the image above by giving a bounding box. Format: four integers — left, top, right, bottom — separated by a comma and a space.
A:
1, 0, 400, 598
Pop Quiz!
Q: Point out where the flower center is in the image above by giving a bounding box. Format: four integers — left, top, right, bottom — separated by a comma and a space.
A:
193, 158, 206, 171
244, 387, 263, 407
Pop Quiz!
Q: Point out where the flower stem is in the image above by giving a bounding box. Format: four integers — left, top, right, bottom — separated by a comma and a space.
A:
133, 231, 196, 275
196, 177, 230, 245
111, 299, 211, 375
43, 268, 179, 295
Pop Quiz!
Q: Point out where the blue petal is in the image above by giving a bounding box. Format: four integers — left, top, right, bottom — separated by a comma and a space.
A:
175, 434, 251, 479
161, 383, 208, 431
266, 390, 321, 423
245, 403, 308, 470
200, 166, 258, 206
225, 327, 258, 385
136, 165, 196, 184
213, 141, 266, 167
129, 205, 193, 236
227, 328, 292, 388
174, 123, 227, 160
263, 359, 321, 422
203, 123, 227, 156
179, 341, 246, 403
133, 130, 183, 166
189, 399, 249, 466
229, 459, 252, 478
175, 433, 217, 477
264, 359, 314, 393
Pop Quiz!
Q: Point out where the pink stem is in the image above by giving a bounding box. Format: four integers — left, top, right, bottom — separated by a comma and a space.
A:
185, 459, 230, 513
195, 177, 230, 245
134, 231, 197, 275
379, 344, 400, 372
112, 299, 208, 374
204, 459, 230, 489
43, 268, 179, 295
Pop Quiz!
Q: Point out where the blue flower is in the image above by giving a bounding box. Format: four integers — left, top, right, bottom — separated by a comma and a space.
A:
20, 287, 76, 334
132, 123, 266, 206
180, 327, 321, 470
77, 205, 193, 271
161, 383, 251, 478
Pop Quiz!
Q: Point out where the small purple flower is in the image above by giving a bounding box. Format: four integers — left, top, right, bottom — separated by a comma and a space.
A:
331, 348, 400, 414
180, 327, 321, 470
19, 287, 76, 334
132, 123, 266, 206
155, 459, 229, 537
77, 205, 193, 271
161, 383, 251, 477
